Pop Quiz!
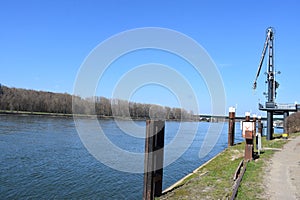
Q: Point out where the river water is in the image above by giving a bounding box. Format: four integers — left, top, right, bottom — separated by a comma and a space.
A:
0, 115, 243, 199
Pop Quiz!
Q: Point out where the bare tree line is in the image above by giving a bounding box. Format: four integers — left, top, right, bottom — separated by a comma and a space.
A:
0, 84, 194, 120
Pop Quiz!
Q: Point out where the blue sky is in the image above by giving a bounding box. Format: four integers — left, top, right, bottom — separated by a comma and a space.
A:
1, 0, 300, 116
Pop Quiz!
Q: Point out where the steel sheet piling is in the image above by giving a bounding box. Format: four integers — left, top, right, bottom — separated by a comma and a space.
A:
228, 107, 236, 147
143, 120, 165, 200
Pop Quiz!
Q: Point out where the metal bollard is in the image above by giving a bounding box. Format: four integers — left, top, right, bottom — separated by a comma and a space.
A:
242, 112, 254, 161
143, 120, 165, 200
228, 107, 236, 147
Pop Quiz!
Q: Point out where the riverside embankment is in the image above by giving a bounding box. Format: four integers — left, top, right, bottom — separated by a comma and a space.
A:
159, 133, 300, 199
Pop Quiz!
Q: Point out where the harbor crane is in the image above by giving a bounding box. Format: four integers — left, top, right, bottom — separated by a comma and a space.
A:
253, 27, 277, 140
253, 27, 299, 140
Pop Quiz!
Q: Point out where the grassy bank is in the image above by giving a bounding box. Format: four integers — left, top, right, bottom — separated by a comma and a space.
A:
159, 133, 300, 200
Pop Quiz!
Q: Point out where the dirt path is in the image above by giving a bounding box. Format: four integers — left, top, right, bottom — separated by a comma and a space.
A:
264, 136, 300, 200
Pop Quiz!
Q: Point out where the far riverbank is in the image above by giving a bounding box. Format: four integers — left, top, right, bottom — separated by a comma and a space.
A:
0, 110, 200, 122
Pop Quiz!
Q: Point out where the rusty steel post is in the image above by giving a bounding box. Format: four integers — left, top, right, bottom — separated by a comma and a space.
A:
143, 120, 165, 200
244, 112, 254, 161
244, 131, 254, 161
228, 107, 236, 147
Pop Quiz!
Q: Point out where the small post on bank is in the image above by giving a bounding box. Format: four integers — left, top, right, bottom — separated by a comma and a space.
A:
252, 114, 257, 135
283, 111, 289, 139
252, 114, 257, 149
228, 107, 236, 147
257, 116, 262, 154
242, 112, 255, 161
143, 120, 165, 200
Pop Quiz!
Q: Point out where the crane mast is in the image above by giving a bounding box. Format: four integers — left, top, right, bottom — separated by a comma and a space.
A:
267, 28, 275, 103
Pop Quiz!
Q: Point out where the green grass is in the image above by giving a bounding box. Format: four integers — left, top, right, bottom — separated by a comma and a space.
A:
160, 145, 245, 199
235, 157, 266, 199
159, 132, 300, 200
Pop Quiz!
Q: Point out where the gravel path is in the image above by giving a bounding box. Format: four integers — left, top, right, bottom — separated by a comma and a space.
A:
264, 136, 300, 200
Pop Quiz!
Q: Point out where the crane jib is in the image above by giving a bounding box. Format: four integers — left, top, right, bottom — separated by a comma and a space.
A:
253, 28, 273, 90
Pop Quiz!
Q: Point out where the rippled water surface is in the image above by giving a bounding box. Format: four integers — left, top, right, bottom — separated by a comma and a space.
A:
0, 115, 243, 199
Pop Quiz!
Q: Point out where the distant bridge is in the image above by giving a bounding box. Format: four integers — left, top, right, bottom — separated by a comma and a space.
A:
193, 114, 285, 122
